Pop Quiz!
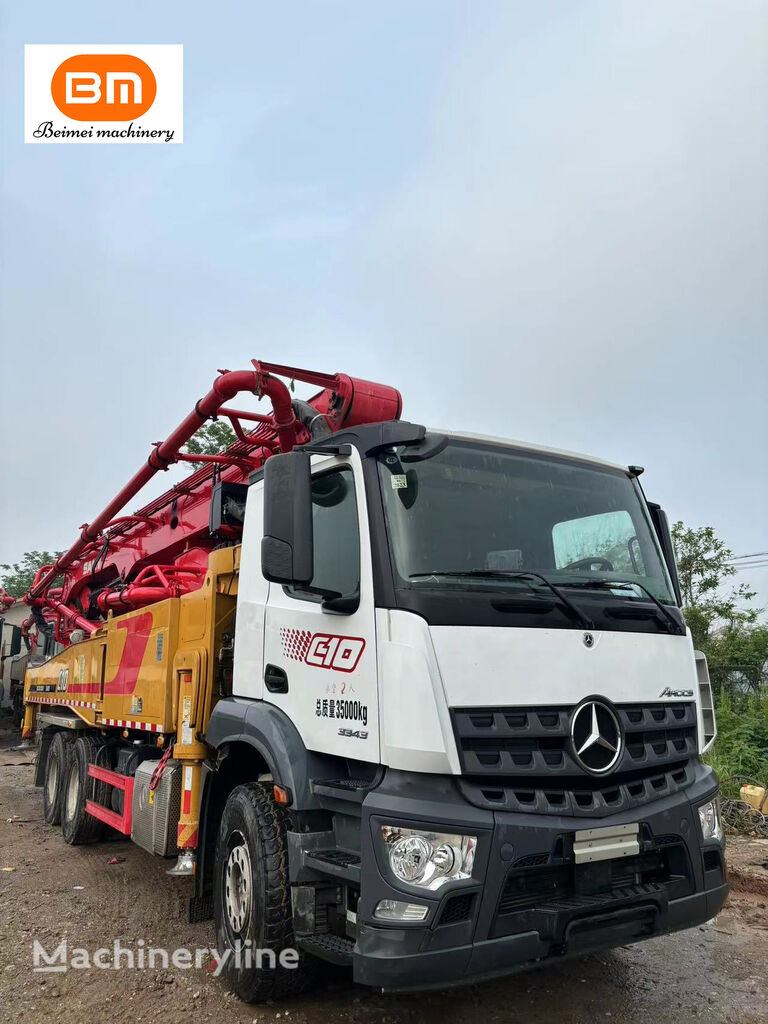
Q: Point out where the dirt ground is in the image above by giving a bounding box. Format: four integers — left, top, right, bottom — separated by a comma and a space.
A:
0, 718, 766, 1024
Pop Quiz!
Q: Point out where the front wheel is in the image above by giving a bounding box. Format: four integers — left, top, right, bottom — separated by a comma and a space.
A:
213, 782, 317, 1002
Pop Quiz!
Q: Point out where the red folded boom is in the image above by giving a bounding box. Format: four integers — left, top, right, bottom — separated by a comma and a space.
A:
24, 360, 402, 645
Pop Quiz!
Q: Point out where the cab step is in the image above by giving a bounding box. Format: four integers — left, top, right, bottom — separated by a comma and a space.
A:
297, 932, 354, 966
311, 777, 379, 805
303, 849, 361, 883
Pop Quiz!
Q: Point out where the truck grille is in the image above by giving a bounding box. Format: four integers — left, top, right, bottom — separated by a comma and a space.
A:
452, 702, 697, 817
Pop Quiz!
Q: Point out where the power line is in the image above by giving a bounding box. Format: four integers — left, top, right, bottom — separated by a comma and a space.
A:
728, 551, 768, 561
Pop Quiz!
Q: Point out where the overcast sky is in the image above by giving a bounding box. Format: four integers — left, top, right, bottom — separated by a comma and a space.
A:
1, 1, 766, 606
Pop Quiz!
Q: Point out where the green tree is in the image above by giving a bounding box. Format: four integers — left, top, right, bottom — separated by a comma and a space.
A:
671, 522, 757, 650
182, 420, 237, 471
671, 522, 767, 695
0, 550, 62, 599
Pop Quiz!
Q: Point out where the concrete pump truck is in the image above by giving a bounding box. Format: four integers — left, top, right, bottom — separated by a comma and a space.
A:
18, 359, 726, 1001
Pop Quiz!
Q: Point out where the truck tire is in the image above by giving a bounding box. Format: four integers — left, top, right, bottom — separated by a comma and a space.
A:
61, 735, 105, 845
43, 731, 73, 826
213, 782, 318, 1002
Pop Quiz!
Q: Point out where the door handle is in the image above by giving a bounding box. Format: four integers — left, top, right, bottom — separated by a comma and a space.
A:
264, 664, 289, 693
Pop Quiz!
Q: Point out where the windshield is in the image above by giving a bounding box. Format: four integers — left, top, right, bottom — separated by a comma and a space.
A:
377, 439, 676, 605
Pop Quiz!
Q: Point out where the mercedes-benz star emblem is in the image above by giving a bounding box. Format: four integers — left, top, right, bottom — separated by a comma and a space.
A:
582, 632, 595, 648
570, 698, 623, 775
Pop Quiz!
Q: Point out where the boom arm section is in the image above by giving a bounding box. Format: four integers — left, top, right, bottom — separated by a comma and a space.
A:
24, 360, 401, 645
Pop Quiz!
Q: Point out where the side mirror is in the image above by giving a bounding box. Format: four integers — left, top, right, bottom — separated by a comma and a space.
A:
261, 451, 313, 585
647, 503, 682, 606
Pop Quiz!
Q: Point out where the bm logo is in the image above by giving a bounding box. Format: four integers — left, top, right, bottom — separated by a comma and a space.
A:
51, 54, 156, 120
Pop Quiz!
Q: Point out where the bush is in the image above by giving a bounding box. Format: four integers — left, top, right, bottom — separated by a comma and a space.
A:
704, 688, 768, 800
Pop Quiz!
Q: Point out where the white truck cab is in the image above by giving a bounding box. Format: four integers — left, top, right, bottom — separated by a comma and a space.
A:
206, 419, 726, 994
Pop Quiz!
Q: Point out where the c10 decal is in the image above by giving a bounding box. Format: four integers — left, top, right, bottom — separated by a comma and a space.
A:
279, 629, 365, 673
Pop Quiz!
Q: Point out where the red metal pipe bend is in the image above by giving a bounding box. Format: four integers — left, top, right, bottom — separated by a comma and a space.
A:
252, 367, 297, 453
150, 370, 261, 469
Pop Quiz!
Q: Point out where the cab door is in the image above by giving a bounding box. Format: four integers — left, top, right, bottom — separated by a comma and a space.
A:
262, 453, 379, 762
232, 478, 269, 700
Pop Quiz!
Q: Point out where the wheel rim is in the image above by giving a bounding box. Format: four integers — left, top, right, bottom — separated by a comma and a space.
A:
224, 830, 253, 935
46, 753, 59, 806
65, 761, 80, 820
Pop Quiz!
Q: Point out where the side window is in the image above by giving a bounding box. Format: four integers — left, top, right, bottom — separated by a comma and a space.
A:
552, 509, 645, 574
289, 468, 360, 602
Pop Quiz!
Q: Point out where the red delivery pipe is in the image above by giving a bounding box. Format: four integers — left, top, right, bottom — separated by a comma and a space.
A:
46, 600, 99, 635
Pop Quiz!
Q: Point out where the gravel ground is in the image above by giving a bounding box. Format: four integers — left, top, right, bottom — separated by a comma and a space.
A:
0, 718, 766, 1024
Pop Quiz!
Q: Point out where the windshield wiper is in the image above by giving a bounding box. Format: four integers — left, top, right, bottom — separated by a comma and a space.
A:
556, 578, 681, 633
408, 570, 594, 629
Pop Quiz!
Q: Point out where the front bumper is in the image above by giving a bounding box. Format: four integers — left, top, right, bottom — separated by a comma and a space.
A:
354, 762, 727, 990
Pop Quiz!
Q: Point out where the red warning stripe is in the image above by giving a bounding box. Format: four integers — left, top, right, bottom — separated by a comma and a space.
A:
102, 718, 163, 733
26, 696, 98, 709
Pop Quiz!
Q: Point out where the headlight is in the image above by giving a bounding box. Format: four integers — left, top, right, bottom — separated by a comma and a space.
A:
381, 826, 477, 890
698, 797, 723, 842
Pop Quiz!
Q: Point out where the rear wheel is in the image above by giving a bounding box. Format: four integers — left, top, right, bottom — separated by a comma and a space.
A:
213, 782, 318, 1002
43, 731, 73, 826
61, 735, 105, 845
